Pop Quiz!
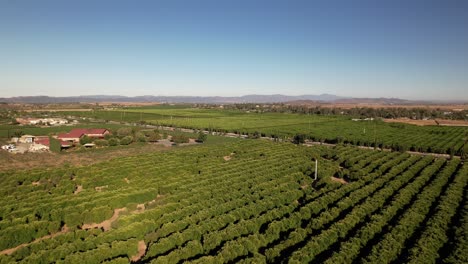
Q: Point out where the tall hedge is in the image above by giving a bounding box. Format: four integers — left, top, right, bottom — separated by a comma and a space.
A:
49, 136, 61, 153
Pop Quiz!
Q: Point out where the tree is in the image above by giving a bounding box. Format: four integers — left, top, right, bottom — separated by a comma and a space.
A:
448, 147, 455, 159
13, 130, 24, 138
79, 135, 93, 145
49, 136, 62, 153
120, 136, 133, 145
292, 134, 306, 144
196, 131, 207, 143
108, 137, 120, 146
116, 127, 132, 137
250, 131, 261, 139
94, 139, 109, 147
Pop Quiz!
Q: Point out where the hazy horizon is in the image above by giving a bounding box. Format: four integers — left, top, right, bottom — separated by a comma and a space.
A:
1, 0, 468, 100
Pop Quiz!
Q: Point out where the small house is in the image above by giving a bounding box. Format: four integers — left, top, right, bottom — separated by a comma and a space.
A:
18, 135, 35, 143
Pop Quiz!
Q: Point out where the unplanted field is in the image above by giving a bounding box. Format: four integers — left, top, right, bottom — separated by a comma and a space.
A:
0, 140, 466, 263
384, 118, 468, 127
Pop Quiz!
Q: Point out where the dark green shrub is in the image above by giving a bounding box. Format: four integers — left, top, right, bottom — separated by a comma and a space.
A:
94, 139, 109, 147
171, 134, 189, 144
135, 132, 147, 142
120, 136, 133, 145
292, 134, 306, 144
79, 135, 93, 145
108, 138, 120, 146
196, 132, 207, 142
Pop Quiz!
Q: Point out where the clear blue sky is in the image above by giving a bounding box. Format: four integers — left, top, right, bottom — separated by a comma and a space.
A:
1, 0, 468, 100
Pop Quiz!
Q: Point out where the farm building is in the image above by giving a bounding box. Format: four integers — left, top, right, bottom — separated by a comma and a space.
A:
18, 135, 35, 143
33, 137, 50, 146
57, 128, 110, 142
34, 137, 72, 149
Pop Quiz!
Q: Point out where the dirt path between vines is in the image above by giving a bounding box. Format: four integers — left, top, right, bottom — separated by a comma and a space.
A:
331, 176, 348, 184
0, 225, 69, 256
130, 240, 147, 262
81, 208, 126, 231
0, 194, 163, 256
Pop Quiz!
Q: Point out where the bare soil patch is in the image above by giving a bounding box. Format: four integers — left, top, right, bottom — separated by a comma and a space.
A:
384, 118, 438, 126
223, 152, 235, 161
130, 240, 147, 262
95, 185, 108, 192
74, 185, 83, 194
124, 178, 130, 184
32, 181, 41, 186
436, 119, 468, 126
153, 139, 173, 147
331, 177, 348, 184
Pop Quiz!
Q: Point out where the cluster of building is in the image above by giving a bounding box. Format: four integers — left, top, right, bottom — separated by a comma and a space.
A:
3, 128, 110, 153
15, 118, 71, 126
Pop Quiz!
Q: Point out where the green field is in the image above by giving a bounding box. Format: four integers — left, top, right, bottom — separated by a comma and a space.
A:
0, 139, 466, 263
0, 123, 133, 139
58, 107, 468, 155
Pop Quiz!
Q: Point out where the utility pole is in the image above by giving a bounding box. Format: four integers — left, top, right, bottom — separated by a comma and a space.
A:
314, 159, 318, 180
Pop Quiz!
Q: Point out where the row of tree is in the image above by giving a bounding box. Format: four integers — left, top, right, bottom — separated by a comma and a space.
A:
217, 103, 468, 120
406, 164, 467, 263
363, 159, 460, 263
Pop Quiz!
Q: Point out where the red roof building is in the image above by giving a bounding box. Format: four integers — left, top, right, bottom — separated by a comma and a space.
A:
34, 137, 50, 146
57, 128, 110, 142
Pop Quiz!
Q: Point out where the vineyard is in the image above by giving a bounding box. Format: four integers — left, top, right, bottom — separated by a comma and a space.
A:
0, 139, 466, 263
57, 107, 468, 155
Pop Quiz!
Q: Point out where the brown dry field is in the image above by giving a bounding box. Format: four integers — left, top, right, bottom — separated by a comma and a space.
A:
383, 118, 438, 126
24, 108, 93, 112
97, 102, 162, 106
384, 118, 468, 126
319, 103, 468, 110
0, 143, 170, 172
436, 119, 468, 126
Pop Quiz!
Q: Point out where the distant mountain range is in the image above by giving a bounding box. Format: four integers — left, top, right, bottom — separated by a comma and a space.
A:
0, 94, 346, 104
0, 94, 465, 104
